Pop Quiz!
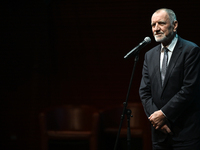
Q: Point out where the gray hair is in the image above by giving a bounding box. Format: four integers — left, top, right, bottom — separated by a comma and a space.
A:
154, 8, 177, 24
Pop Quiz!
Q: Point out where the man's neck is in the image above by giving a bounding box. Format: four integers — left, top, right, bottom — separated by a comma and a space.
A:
162, 34, 176, 47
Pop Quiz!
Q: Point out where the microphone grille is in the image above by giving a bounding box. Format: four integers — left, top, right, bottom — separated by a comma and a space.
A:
144, 37, 151, 43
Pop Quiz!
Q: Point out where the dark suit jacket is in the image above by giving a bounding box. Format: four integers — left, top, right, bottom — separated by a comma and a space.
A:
139, 36, 200, 142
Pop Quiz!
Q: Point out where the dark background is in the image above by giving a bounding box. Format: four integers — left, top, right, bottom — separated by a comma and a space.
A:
1, 1, 200, 150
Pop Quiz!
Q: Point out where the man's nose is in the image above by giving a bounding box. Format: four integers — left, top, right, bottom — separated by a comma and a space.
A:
154, 24, 160, 31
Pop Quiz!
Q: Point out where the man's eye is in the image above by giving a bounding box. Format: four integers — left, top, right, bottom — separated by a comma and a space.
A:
159, 22, 165, 25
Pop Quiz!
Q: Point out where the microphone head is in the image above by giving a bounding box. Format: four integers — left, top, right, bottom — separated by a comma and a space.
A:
144, 37, 151, 43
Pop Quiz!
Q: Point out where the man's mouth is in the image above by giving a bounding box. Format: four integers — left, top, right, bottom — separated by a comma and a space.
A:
154, 32, 163, 36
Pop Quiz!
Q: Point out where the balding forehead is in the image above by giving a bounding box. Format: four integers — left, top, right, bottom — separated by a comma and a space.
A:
153, 9, 168, 17
152, 8, 177, 24
151, 10, 171, 26
151, 10, 169, 21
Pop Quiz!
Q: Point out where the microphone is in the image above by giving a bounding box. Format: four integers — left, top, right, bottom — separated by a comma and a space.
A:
124, 37, 151, 59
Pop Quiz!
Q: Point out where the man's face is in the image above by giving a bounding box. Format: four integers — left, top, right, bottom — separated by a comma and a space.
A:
151, 10, 177, 46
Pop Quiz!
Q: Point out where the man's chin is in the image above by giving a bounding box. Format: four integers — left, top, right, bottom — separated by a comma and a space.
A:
154, 36, 164, 42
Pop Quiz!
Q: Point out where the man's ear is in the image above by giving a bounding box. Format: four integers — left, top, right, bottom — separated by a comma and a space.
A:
173, 20, 178, 32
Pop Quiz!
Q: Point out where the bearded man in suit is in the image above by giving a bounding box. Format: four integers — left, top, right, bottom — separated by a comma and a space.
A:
139, 8, 200, 150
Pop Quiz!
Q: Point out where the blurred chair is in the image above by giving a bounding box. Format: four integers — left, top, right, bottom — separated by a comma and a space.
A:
100, 102, 152, 150
39, 105, 99, 150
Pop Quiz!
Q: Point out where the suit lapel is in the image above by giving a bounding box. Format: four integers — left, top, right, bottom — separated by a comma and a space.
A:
162, 37, 183, 89
153, 45, 163, 88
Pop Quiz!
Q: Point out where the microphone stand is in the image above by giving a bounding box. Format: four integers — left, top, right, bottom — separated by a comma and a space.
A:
114, 52, 140, 150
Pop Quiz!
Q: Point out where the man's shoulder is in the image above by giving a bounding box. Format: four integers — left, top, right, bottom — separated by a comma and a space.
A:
146, 44, 160, 55
178, 37, 199, 48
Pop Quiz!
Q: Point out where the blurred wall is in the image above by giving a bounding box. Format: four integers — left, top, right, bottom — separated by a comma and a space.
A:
1, 1, 200, 149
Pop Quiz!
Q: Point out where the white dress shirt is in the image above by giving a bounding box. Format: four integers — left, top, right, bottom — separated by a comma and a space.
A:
160, 34, 178, 118
160, 34, 178, 71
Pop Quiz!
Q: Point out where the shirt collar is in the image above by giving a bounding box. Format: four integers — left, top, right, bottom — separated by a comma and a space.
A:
161, 34, 178, 52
